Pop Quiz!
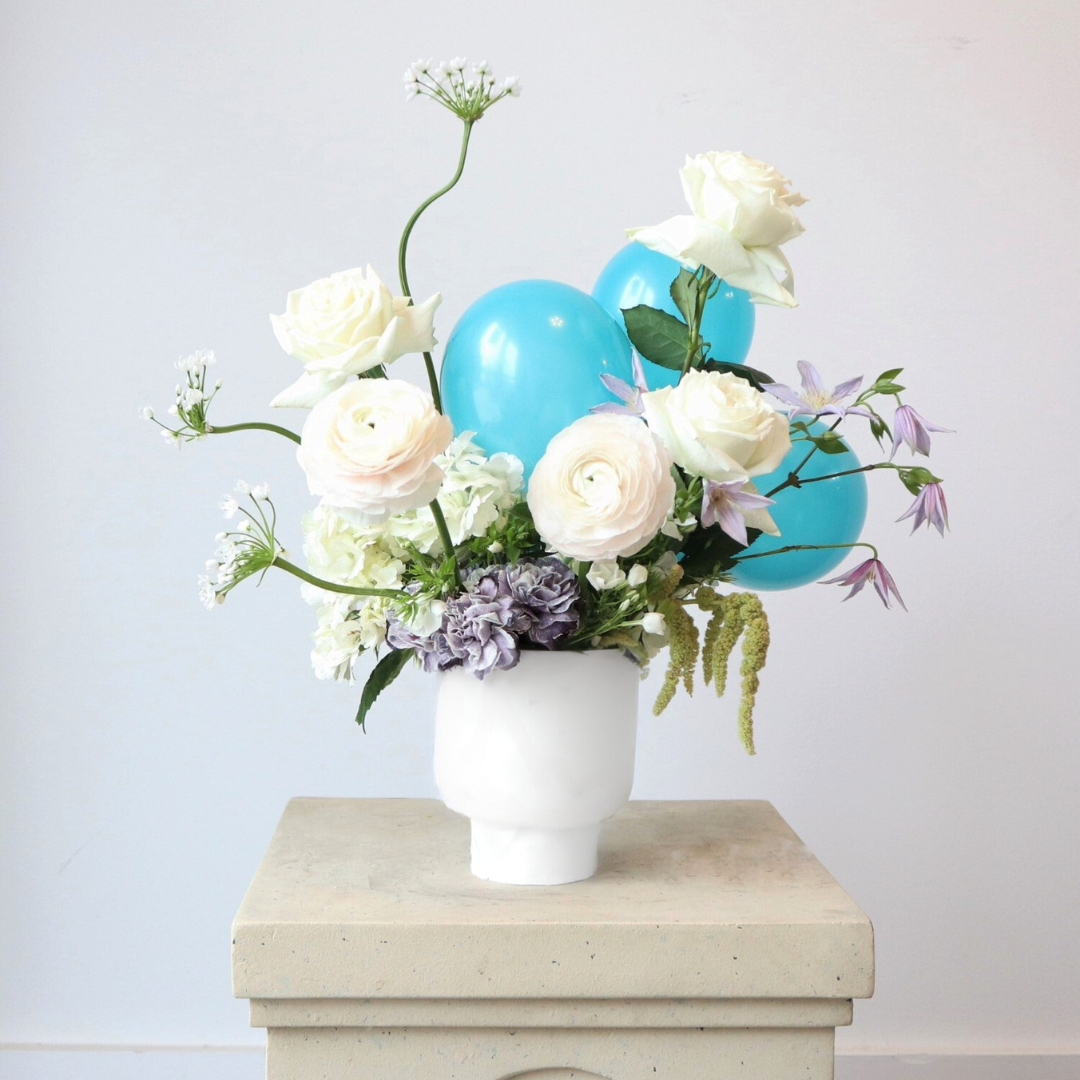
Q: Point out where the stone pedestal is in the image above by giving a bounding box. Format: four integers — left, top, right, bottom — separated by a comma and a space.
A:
232, 799, 874, 1080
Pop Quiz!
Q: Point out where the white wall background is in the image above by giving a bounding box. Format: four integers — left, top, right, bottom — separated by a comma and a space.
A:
2, 0, 1078, 1070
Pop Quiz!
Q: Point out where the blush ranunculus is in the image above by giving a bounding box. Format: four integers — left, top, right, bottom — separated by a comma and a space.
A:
297, 379, 453, 522
527, 414, 675, 562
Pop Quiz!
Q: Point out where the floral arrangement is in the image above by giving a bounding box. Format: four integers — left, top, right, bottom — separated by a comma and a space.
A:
144, 59, 950, 750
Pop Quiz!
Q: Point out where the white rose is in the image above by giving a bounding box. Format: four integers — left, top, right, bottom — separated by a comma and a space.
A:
298, 379, 453, 522
628, 151, 806, 307
527, 414, 676, 562
270, 265, 441, 408
642, 369, 791, 483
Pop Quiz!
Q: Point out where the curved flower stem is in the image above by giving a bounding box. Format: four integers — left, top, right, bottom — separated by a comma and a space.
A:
730, 540, 879, 563
206, 421, 302, 445
398, 119, 476, 411
428, 499, 462, 587
764, 416, 844, 497
271, 556, 406, 598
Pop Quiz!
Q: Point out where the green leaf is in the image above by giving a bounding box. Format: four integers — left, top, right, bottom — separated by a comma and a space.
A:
701, 358, 776, 392
669, 269, 699, 323
622, 305, 690, 370
810, 432, 852, 455
875, 367, 904, 382
898, 465, 942, 495
355, 648, 413, 730
358, 365, 388, 379
679, 523, 763, 581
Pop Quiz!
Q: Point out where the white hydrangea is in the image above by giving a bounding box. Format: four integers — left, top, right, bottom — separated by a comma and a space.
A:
300, 433, 523, 682
302, 504, 406, 590
386, 433, 524, 553
309, 594, 392, 683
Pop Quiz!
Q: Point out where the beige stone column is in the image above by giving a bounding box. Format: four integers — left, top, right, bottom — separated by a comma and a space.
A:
233, 799, 874, 1080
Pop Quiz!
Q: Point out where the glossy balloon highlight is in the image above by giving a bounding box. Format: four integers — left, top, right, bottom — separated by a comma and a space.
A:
731, 422, 868, 590
440, 280, 634, 478
592, 241, 756, 389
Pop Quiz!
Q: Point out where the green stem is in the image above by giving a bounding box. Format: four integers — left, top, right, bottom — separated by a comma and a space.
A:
271, 556, 406, 598
428, 500, 461, 586
789, 463, 886, 487
731, 541, 879, 563
764, 415, 844, 497
397, 119, 475, 411
207, 422, 301, 445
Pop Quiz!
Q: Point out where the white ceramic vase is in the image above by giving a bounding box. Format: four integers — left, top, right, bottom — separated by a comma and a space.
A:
433, 649, 640, 886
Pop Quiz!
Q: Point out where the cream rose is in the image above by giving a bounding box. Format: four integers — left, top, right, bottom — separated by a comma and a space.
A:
628, 151, 806, 307
527, 414, 675, 562
270, 265, 441, 408
642, 369, 791, 483
298, 379, 453, 522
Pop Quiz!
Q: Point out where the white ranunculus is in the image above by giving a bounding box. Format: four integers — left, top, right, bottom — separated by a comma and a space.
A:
642, 369, 791, 483
628, 151, 806, 307
270, 265, 441, 408
298, 379, 453, 521
527, 414, 676, 562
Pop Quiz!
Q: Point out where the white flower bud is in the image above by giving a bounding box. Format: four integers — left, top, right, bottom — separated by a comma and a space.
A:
487, 541, 504, 554
237, 519, 253, 533
641, 612, 666, 635
139, 406, 154, 420
627, 564, 649, 588
503, 75, 521, 96
167, 404, 179, 416
252, 483, 270, 501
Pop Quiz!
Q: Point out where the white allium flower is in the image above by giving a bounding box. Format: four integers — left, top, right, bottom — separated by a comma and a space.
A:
205, 559, 220, 572
167, 404, 180, 416
251, 483, 270, 501
449, 56, 466, 71
195, 349, 216, 366
503, 75, 521, 96
198, 575, 218, 610
237, 519, 253, 533
220, 495, 239, 518
182, 386, 204, 407
235, 480, 250, 495
139, 406, 154, 420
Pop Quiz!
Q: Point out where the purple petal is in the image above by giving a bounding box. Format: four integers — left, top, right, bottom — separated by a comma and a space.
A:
590, 401, 638, 416
821, 558, 874, 587
763, 382, 807, 410
600, 372, 636, 403
717, 502, 749, 547
798, 360, 826, 397
631, 350, 649, 393
877, 561, 907, 611
729, 488, 776, 511
833, 375, 864, 400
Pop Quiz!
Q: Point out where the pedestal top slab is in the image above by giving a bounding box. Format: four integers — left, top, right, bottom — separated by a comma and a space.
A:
232, 798, 873, 1001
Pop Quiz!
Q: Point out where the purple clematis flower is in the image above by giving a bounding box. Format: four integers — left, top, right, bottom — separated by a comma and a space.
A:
764, 361, 873, 420
891, 404, 952, 459
821, 557, 906, 610
897, 482, 949, 537
701, 479, 777, 547
592, 350, 649, 417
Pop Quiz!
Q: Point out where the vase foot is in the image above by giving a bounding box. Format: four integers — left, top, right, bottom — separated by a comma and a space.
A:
469, 820, 601, 885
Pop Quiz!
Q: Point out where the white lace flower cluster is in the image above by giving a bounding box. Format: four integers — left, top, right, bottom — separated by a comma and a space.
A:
403, 58, 520, 119
199, 481, 278, 610
142, 350, 221, 446
302, 434, 524, 682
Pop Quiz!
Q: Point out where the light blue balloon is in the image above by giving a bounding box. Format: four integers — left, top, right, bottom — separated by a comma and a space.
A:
731, 422, 868, 591
592, 241, 756, 390
440, 280, 634, 478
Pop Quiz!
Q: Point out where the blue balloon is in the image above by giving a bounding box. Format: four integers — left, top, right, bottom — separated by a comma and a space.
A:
441, 280, 634, 478
731, 422, 868, 591
592, 241, 756, 390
